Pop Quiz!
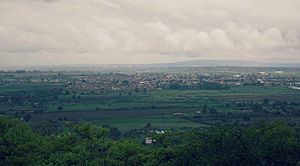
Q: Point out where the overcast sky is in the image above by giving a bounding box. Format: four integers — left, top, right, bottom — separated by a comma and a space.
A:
0, 0, 300, 66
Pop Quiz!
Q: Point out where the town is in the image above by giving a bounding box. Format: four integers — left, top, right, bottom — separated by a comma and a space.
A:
1, 67, 299, 95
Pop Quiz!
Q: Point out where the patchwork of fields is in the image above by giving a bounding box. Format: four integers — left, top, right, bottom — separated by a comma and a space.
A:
1, 69, 300, 132
1, 83, 300, 131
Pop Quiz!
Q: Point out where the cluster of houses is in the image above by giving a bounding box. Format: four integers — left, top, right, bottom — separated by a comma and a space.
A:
1, 70, 299, 94
65, 71, 300, 94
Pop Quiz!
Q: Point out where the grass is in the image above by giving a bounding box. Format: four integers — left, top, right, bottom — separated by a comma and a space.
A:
89, 115, 203, 132
2, 82, 300, 132
44, 86, 300, 112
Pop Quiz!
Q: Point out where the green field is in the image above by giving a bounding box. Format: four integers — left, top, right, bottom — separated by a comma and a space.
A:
89, 115, 203, 132
1, 74, 300, 132
41, 86, 300, 112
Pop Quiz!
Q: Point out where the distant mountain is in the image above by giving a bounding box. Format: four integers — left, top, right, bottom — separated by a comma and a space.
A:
160, 60, 263, 67
148, 60, 300, 68
1, 60, 299, 71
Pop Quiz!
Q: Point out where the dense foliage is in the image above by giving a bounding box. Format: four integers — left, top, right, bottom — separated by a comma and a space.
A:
1, 117, 299, 165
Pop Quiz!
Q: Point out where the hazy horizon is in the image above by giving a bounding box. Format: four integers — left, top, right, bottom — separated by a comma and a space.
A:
1, 60, 300, 71
1, 0, 300, 66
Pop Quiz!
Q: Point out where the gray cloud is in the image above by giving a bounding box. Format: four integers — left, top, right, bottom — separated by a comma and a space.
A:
0, 0, 299, 66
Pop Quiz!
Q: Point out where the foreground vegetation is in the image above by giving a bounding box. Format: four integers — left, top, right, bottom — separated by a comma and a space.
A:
1, 117, 299, 165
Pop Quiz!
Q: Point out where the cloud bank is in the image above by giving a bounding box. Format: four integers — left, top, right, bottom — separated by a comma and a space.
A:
0, 0, 300, 66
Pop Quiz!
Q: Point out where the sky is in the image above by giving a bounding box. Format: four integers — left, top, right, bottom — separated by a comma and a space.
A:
0, 0, 300, 66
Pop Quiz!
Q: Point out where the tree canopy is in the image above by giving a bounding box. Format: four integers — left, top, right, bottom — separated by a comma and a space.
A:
0, 117, 299, 165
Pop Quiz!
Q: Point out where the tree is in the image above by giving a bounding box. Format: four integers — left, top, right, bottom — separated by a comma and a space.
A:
1, 117, 299, 166
202, 104, 208, 114
107, 140, 145, 165
145, 122, 151, 128
108, 127, 121, 140
23, 114, 31, 122
208, 108, 218, 114
252, 103, 263, 112
57, 105, 64, 111
263, 98, 270, 105
0, 117, 45, 165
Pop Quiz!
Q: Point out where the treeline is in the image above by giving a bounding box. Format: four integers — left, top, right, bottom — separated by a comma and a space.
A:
0, 85, 64, 106
1, 117, 300, 165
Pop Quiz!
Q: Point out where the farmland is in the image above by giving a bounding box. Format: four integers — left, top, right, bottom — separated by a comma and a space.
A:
1, 67, 300, 132
1, 66, 300, 165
